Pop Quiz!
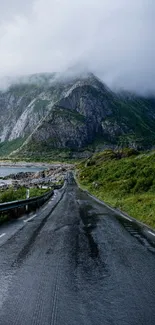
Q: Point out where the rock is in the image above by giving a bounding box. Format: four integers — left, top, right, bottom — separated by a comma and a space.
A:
3, 163, 74, 189
0, 72, 155, 159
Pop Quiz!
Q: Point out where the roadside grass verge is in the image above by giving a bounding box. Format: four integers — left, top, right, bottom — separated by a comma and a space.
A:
77, 149, 155, 229
0, 187, 50, 203
0, 187, 51, 225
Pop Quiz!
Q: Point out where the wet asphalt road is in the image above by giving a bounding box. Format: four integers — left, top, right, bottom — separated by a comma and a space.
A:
0, 175, 155, 325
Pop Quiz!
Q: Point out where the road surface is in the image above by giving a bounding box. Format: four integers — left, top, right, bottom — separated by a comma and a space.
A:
0, 174, 155, 325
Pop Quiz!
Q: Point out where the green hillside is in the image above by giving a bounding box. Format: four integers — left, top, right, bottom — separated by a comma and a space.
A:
77, 149, 155, 228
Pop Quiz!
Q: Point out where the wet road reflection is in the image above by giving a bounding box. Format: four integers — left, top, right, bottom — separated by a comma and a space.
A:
0, 175, 155, 325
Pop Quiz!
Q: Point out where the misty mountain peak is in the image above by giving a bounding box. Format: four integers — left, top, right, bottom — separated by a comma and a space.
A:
0, 73, 155, 159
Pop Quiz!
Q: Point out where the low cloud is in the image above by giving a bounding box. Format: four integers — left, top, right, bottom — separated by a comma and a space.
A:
0, 0, 154, 94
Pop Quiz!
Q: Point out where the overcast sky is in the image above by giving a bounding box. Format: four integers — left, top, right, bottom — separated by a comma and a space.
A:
0, 0, 154, 94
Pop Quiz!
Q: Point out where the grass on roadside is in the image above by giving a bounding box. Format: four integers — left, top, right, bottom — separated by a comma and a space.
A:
77, 149, 155, 229
0, 186, 51, 224
0, 186, 50, 203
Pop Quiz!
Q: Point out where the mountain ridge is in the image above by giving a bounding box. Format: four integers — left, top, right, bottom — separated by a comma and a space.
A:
0, 72, 155, 160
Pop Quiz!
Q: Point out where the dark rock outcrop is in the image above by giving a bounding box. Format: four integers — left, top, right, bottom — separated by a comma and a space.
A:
0, 72, 155, 158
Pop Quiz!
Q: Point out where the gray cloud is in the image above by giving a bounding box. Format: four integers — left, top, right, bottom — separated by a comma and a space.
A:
0, 0, 32, 23
0, 0, 154, 94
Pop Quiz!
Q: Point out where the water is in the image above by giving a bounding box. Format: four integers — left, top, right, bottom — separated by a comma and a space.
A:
0, 166, 46, 178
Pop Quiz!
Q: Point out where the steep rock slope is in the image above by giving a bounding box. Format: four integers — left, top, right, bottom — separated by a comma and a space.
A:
0, 73, 155, 158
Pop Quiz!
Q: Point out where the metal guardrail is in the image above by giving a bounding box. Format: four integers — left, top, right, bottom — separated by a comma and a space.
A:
0, 190, 54, 212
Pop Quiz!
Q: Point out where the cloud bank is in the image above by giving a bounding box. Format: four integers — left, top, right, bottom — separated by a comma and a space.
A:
0, 0, 154, 94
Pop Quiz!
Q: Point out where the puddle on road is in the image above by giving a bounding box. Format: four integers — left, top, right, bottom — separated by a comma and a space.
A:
74, 203, 109, 284
79, 204, 100, 260
83, 224, 99, 259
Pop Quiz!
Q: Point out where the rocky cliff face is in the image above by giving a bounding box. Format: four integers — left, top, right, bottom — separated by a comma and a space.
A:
0, 73, 155, 159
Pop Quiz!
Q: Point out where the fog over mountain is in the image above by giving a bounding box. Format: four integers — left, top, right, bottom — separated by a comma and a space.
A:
0, 0, 154, 95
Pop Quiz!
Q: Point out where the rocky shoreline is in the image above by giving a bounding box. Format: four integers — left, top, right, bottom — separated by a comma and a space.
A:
0, 163, 74, 190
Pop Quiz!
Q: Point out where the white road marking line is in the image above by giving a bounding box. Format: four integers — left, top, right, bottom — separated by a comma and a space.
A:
121, 214, 132, 222
43, 207, 47, 211
24, 214, 37, 223
0, 233, 6, 238
148, 230, 155, 237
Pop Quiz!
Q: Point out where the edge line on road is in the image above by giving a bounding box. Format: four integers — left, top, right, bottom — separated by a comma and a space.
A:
148, 230, 155, 237
0, 233, 6, 238
24, 214, 37, 223
75, 176, 155, 236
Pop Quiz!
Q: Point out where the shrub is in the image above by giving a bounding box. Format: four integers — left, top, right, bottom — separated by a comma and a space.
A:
120, 178, 137, 194
139, 167, 155, 178
0, 187, 26, 203
133, 177, 153, 193
0, 188, 17, 203
119, 148, 139, 158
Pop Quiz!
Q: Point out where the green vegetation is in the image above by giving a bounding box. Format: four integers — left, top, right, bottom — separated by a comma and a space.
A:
0, 214, 9, 225
100, 95, 155, 147
29, 187, 50, 198
53, 106, 86, 124
0, 186, 50, 203
77, 149, 155, 228
0, 138, 26, 157
14, 145, 73, 162
0, 186, 51, 224
112, 97, 155, 139
33, 99, 50, 112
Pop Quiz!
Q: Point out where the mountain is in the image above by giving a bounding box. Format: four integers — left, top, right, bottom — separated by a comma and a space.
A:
0, 72, 155, 160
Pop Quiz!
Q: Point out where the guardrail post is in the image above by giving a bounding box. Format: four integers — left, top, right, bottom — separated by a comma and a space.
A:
26, 189, 30, 212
